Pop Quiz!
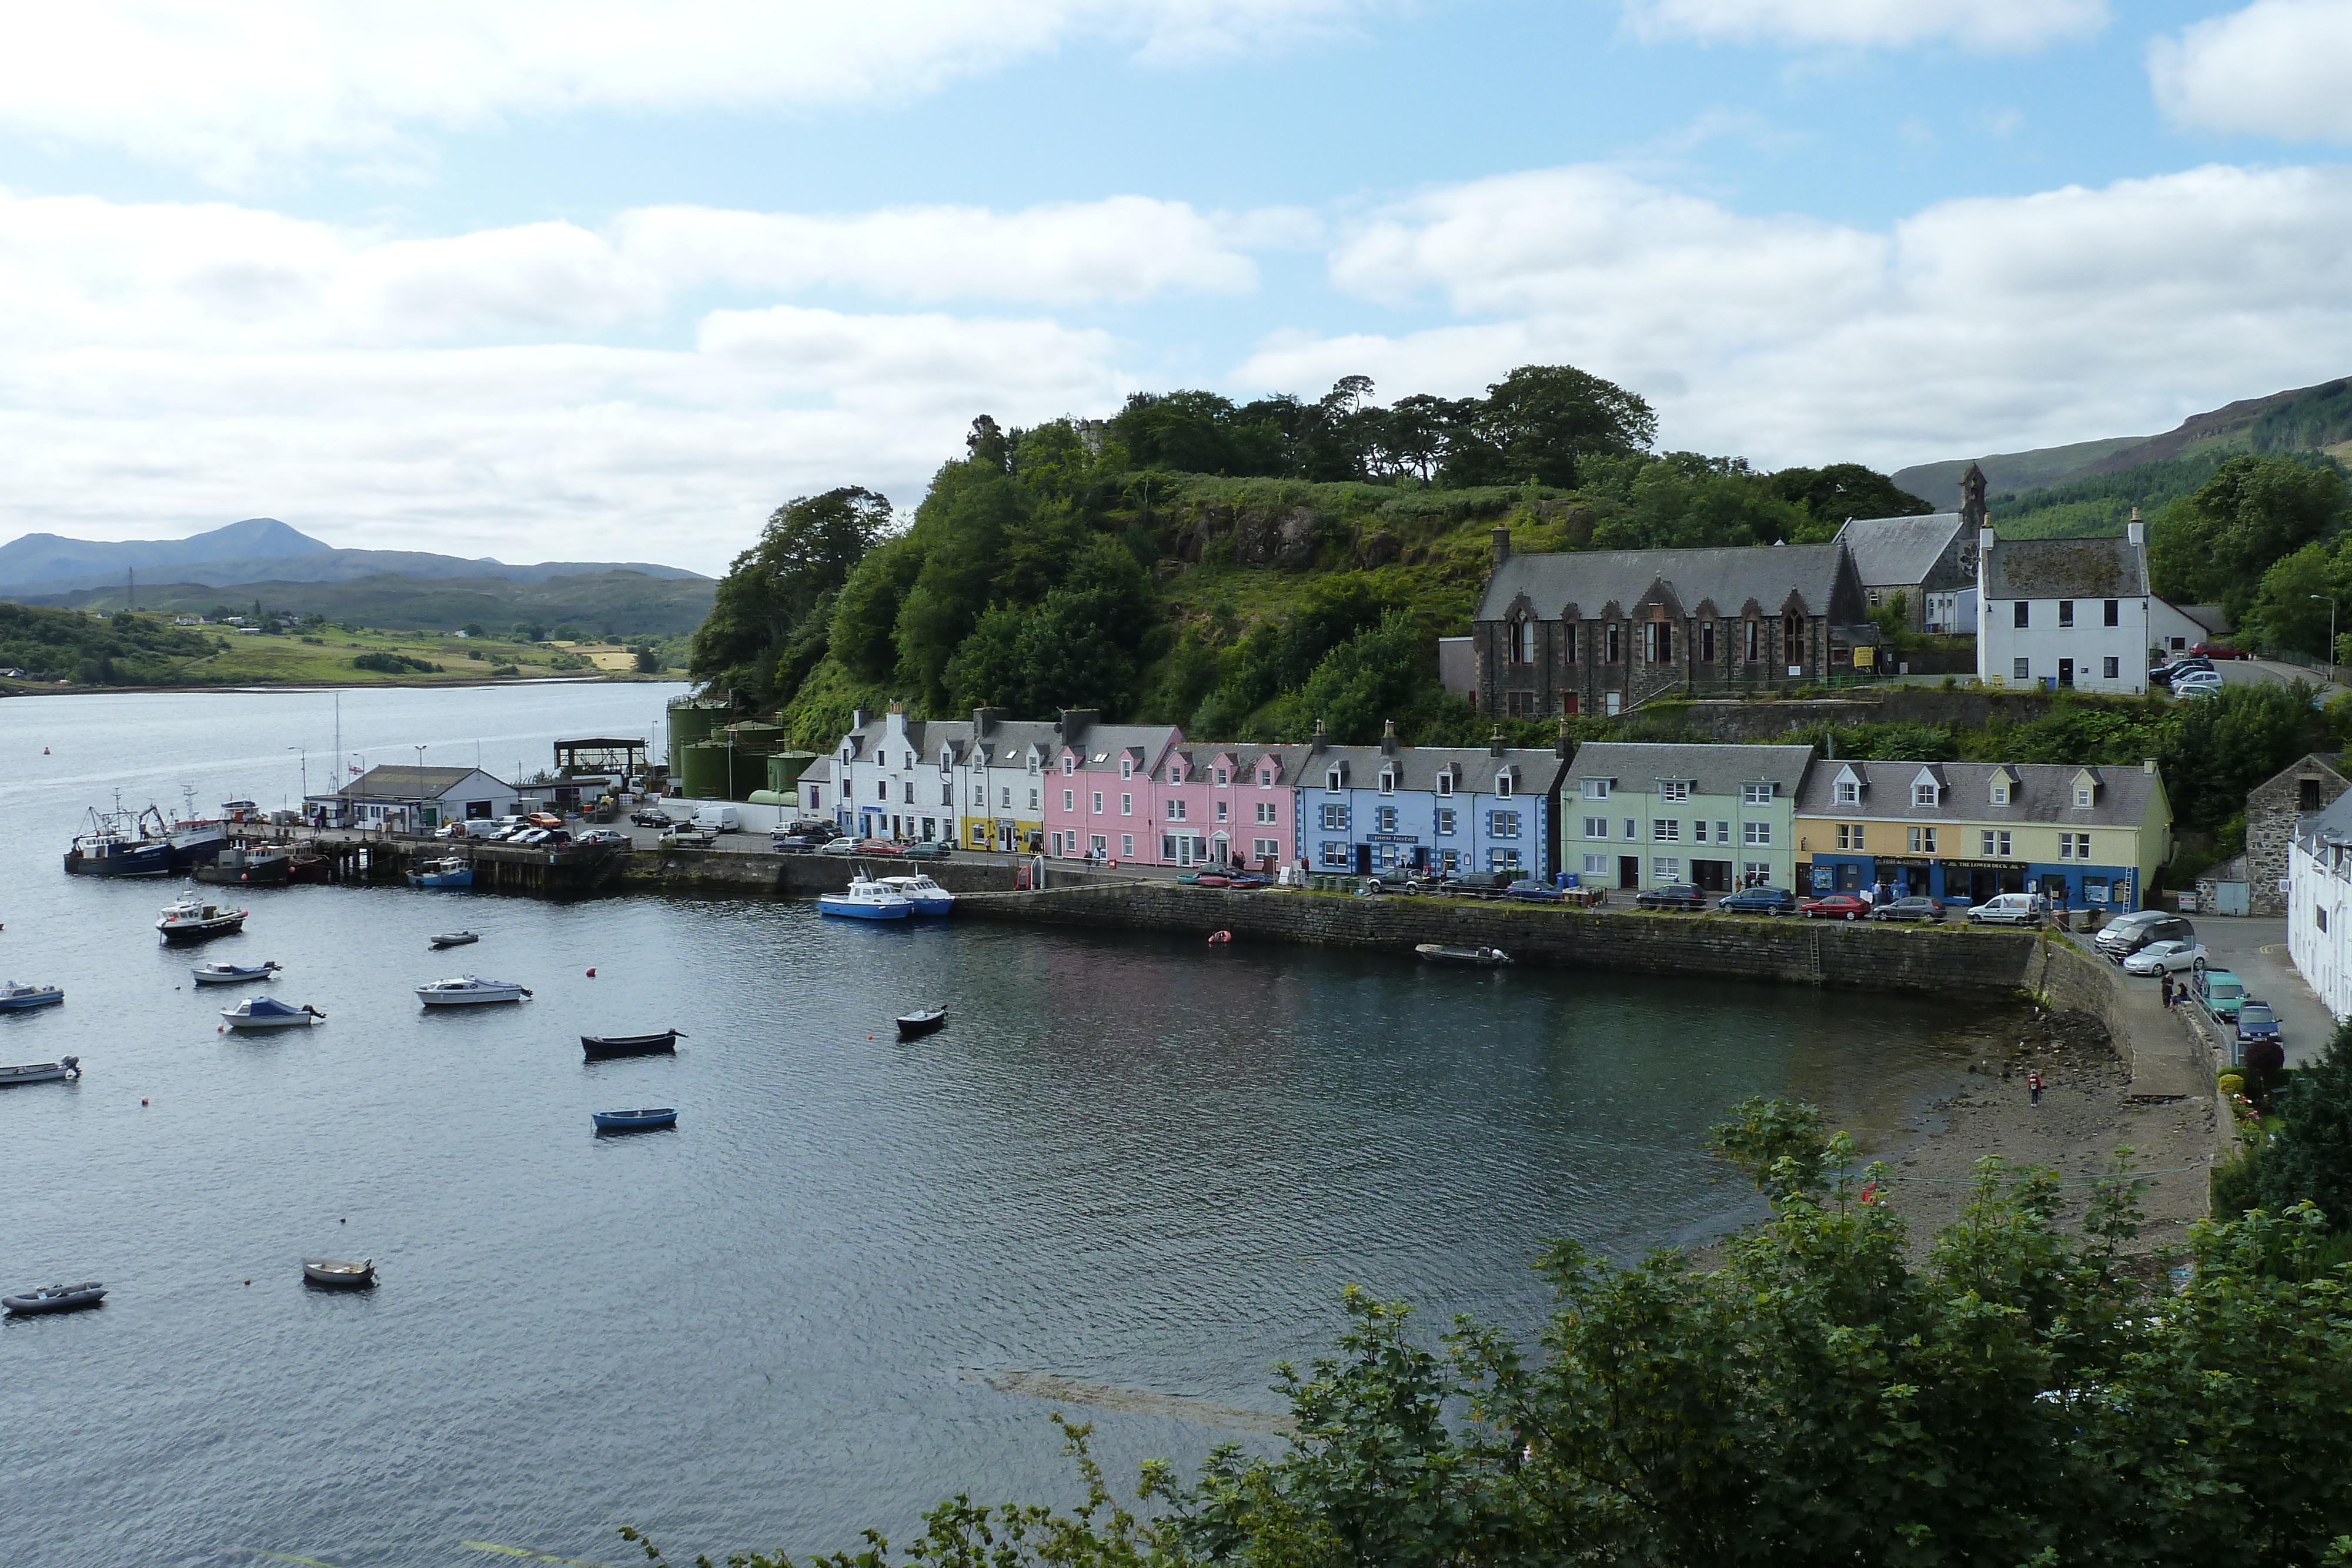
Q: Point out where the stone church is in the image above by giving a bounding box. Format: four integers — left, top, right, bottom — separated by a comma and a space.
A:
1471, 529, 1873, 717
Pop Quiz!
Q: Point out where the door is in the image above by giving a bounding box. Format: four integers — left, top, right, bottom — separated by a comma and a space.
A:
2057, 658, 2074, 687
1618, 855, 1641, 890
1693, 859, 1732, 892
2216, 881, 2250, 916
1355, 843, 1372, 875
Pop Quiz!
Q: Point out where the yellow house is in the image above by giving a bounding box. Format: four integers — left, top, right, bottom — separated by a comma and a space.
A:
949, 712, 1056, 854
1793, 758, 2171, 910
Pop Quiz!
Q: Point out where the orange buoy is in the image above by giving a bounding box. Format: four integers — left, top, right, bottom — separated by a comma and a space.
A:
1208, 930, 1232, 944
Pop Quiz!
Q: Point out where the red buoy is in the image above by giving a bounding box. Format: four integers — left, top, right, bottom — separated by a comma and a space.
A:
586, 967, 597, 978
1208, 930, 1232, 945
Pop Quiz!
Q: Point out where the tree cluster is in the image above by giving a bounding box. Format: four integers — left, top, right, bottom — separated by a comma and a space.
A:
2147, 453, 2351, 653
0, 603, 213, 685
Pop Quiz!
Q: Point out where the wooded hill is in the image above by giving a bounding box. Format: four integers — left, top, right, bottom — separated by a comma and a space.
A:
28, 568, 714, 637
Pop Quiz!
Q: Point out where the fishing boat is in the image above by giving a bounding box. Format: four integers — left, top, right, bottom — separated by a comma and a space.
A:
429, 931, 480, 949
2, 1281, 106, 1315
163, 791, 230, 868
0, 1057, 81, 1086
415, 975, 531, 1007
191, 960, 281, 986
192, 845, 292, 886
156, 896, 249, 943
408, 857, 474, 890
895, 1007, 947, 1039
818, 875, 913, 922
219, 995, 324, 1031
285, 853, 332, 884
875, 873, 954, 917
302, 1258, 376, 1289
592, 1107, 678, 1132
580, 1028, 683, 1059
1414, 943, 1512, 967
0, 979, 65, 1011
61, 803, 173, 878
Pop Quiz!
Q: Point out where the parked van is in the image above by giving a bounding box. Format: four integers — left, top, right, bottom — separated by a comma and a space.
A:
2099, 914, 2196, 961
690, 804, 741, 833
1967, 892, 2047, 927
2197, 968, 2249, 1024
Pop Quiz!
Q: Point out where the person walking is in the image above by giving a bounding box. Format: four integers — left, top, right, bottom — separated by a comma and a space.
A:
2160, 972, 2173, 1010
2029, 1069, 2043, 1106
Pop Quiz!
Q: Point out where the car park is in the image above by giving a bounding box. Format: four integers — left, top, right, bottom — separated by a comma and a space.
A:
1505, 878, 1566, 903
1718, 887, 1797, 916
2171, 671, 2226, 698
1636, 883, 1708, 911
2236, 1000, 2282, 1048
2197, 968, 2249, 1024
2149, 657, 2213, 687
2100, 914, 2195, 960
1800, 893, 1871, 921
1869, 895, 1948, 923
2191, 642, 2251, 660
2121, 938, 2208, 976
1967, 892, 2047, 927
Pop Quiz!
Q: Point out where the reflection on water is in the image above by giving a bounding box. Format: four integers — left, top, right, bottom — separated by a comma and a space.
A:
0, 687, 1970, 1566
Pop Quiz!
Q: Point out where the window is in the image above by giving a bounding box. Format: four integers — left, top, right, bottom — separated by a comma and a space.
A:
903, 782, 914, 804
1642, 621, 1672, 663
2061, 832, 2092, 860
2074, 785, 2093, 808
1624, 818, 1639, 839
806, 787, 819, 810
1652, 818, 1679, 841
1121, 834, 1134, 858
1582, 778, 1611, 800
2104, 599, 2120, 627
1379, 770, 1396, 795
1833, 780, 1859, 805
1990, 781, 2010, 805
1320, 841, 1352, 868
1564, 624, 1578, 663
1436, 808, 1456, 835
875, 780, 886, 800
1257, 801, 1278, 824
2103, 657, 2120, 679
1120, 793, 1132, 815
1090, 835, 1107, 860
1327, 768, 1344, 791
2058, 600, 2074, 628
1836, 824, 1861, 851
1506, 690, 1534, 718
1742, 783, 1772, 805
2012, 657, 2031, 681
1166, 799, 1187, 821
1061, 757, 1073, 775
1254, 837, 1280, 860
1511, 614, 1535, 665
1912, 781, 1937, 807
2013, 601, 2029, 629
1743, 820, 1772, 846
1028, 790, 1038, 811
1120, 758, 1132, 780
1661, 780, 1690, 803
2320, 906, 2330, 934
1215, 767, 1227, 787
1908, 826, 1938, 853
1377, 842, 1398, 869
1091, 792, 1104, 814
1745, 619, 1760, 662
1063, 789, 1074, 812
1490, 848, 1525, 872
1491, 811, 1523, 838
1436, 772, 1454, 797
1651, 856, 1679, 882
1375, 805, 1396, 833
1495, 773, 1514, 798
1319, 803, 1349, 831
1258, 770, 1272, 787
1700, 622, 1716, 663
1605, 623, 1622, 663
1981, 830, 2013, 857
940, 783, 952, 806
1583, 854, 1611, 876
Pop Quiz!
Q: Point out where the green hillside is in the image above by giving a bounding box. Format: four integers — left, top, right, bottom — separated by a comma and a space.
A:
687, 365, 1926, 750
26, 568, 713, 636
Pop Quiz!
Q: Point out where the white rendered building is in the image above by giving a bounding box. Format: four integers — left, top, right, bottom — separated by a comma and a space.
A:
2289, 790, 2352, 1025
1976, 516, 2152, 696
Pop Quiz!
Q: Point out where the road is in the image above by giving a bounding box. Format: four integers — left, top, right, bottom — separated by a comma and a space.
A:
2210, 655, 2343, 701
2176, 914, 2336, 1068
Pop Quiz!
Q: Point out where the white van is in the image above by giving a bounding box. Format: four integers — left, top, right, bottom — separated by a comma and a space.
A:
1967, 892, 2047, 927
690, 804, 741, 833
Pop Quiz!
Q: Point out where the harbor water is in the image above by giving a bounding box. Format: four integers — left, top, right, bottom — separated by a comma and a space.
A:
1, 684, 1974, 1567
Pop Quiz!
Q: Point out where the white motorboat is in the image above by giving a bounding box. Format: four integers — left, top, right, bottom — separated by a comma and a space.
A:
874, 873, 954, 917
818, 875, 913, 922
219, 995, 325, 1031
0, 1056, 81, 1086
156, 895, 248, 943
429, 931, 480, 948
415, 975, 532, 1007
0, 979, 65, 1011
2, 1281, 106, 1315
302, 1257, 375, 1289
192, 960, 282, 986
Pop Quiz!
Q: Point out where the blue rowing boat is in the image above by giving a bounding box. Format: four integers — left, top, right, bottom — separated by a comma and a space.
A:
592, 1107, 677, 1132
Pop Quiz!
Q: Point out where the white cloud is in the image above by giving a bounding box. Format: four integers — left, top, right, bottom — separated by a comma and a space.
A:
2150, 0, 2352, 141
0, 1, 1374, 183
1621, 0, 2107, 51
1243, 161, 2352, 480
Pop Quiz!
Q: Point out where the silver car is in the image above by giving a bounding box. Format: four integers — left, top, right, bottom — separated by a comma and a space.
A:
2122, 938, 2208, 976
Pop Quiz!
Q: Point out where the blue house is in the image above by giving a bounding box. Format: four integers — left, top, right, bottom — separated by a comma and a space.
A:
1292, 723, 1569, 878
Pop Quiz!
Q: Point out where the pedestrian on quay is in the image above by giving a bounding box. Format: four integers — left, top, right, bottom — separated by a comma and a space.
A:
2161, 972, 2174, 1009
2029, 1069, 2043, 1106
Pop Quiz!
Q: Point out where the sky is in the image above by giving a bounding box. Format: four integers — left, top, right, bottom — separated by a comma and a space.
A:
5, 0, 2352, 573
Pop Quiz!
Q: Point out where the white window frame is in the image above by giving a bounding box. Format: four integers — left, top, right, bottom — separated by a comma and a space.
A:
1741, 783, 1771, 805
1090, 791, 1104, 814
1833, 781, 1859, 806
1581, 778, 1610, 800
1120, 793, 1132, 816
1653, 818, 1679, 842
1660, 780, 1690, 803
1584, 816, 1609, 838
1743, 820, 1771, 846
1495, 773, 1515, 798
1912, 783, 1937, 807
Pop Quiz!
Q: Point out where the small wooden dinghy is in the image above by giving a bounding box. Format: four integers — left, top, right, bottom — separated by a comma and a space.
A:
895, 1007, 948, 1039
0, 1057, 82, 1086
429, 931, 480, 948
592, 1107, 678, 1132
192, 960, 281, 986
302, 1257, 375, 1289
2, 1281, 106, 1315
580, 1029, 684, 1059
1415, 943, 1512, 967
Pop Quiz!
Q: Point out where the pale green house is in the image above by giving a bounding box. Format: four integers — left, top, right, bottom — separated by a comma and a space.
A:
1561, 741, 1812, 893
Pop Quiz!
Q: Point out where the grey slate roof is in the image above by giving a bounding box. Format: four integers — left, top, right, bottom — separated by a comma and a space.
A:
2174, 603, 2232, 636
1835, 513, 1963, 587
1984, 536, 2146, 600
1061, 723, 1180, 771
341, 765, 505, 799
1476, 543, 1852, 622
1565, 742, 1813, 797
1793, 759, 2163, 828
1294, 743, 1569, 795
2296, 785, 2352, 852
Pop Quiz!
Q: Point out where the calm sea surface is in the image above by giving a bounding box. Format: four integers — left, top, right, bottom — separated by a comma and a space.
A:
2, 684, 1970, 1567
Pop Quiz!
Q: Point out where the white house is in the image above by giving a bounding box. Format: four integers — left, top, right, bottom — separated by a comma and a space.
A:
2149, 598, 2233, 657
2289, 789, 2352, 1024
830, 706, 968, 845
307, 765, 519, 833
1975, 517, 2152, 696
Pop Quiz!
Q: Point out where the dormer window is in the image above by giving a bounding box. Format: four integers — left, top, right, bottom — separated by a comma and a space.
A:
1990, 781, 2010, 806
1436, 771, 1454, 798
1327, 767, 1344, 791
1660, 781, 1690, 803
2074, 786, 2094, 808
1581, 778, 1610, 800
1496, 773, 1514, 798
1742, 783, 1772, 805
1379, 769, 1396, 794
1258, 770, 1272, 787
1061, 757, 1074, 776
1215, 767, 1228, 786
1833, 780, 1860, 805
1912, 782, 1939, 807
840, 747, 851, 764
1120, 758, 1133, 780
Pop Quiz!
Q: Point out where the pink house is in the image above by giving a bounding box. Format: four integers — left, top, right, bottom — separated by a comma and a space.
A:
1044, 721, 1180, 865
1149, 744, 1302, 870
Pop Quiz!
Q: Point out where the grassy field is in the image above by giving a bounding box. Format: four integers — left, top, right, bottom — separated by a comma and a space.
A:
0, 623, 679, 693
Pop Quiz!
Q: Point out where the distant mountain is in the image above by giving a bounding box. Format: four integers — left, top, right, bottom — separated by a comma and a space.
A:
0, 518, 708, 597
26, 570, 716, 638
1892, 376, 2352, 510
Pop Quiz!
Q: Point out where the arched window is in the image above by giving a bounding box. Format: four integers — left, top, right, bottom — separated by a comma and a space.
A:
1511, 615, 1535, 665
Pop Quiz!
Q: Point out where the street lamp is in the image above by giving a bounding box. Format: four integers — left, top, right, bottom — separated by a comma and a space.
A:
415, 744, 427, 834
288, 745, 306, 797
2313, 594, 2337, 678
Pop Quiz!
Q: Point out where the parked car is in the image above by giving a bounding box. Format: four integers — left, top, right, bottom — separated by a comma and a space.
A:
1505, 878, 1566, 903
2171, 671, 2226, 698
899, 841, 952, 861
2236, 1000, 2282, 1047
1222, 872, 1270, 890
848, 838, 906, 857
659, 825, 719, 848
1869, 895, 1948, 924
2149, 657, 2213, 687
770, 831, 833, 854
1358, 867, 1426, 895
2197, 968, 2249, 1023
1718, 886, 1798, 916
2093, 908, 2168, 954
1439, 871, 1512, 898
2121, 938, 2209, 976
524, 811, 564, 830
573, 828, 627, 847
1967, 892, 2047, 927
629, 807, 673, 828
2191, 641, 2251, 660
2100, 914, 2195, 960
1800, 894, 1872, 921
1636, 884, 1709, 911
510, 828, 550, 845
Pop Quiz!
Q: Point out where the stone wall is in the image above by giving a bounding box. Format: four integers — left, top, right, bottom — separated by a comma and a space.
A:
2244, 753, 2347, 917
615, 851, 1131, 898
957, 883, 2047, 997
1668, 686, 2074, 743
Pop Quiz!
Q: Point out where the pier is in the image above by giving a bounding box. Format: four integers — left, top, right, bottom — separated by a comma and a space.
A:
230, 825, 630, 895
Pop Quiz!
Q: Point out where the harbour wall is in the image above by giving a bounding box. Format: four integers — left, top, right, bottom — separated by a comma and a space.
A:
614, 851, 1127, 898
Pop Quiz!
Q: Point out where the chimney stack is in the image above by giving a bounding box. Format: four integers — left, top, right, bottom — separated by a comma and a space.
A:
1379, 719, 1398, 756
1491, 526, 1512, 567
1555, 715, 1573, 761
1309, 718, 1327, 755
1489, 726, 1506, 759
2126, 506, 2146, 547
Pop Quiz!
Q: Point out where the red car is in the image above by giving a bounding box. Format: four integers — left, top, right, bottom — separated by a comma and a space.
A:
850, 837, 906, 856
1800, 894, 1870, 921
2190, 642, 2251, 660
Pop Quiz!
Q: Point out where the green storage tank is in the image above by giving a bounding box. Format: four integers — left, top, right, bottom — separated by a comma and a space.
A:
665, 698, 730, 759
766, 751, 817, 794
677, 740, 742, 800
